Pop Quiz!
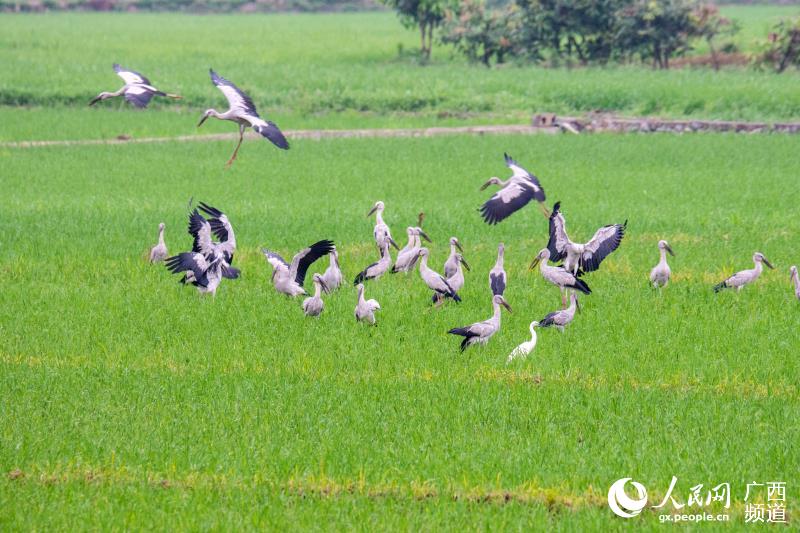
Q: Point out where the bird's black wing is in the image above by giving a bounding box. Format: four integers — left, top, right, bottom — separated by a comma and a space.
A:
198, 202, 231, 242
539, 311, 559, 327
479, 182, 536, 225
580, 220, 627, 273
354, 262, 378, 285
490, 272, 506, 296
547, 201, 569, 262
123, 85, 160, 109
254, 121, 289, 150
114, 63, 151, 85
209, 69, 258, 116
188, 210, 214, 255
290, 239, 335, 287
505, 152, 545, 202
165, 253, 210, 287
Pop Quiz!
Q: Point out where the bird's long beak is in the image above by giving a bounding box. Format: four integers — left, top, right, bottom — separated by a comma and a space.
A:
479, 180, 493, 191
389, 237, 400, 250
764, 258, 775, 269
366, 205, 378, 217
501, 299, 513, 312
455, 240, 464, 253
197, 114, 209, 127
666, 244, 675, 256
419, 230, 432, 243
319, 278, 329, 292
460, 257, 471, 271
88, 96, 101, 106
529, 256, 541, 270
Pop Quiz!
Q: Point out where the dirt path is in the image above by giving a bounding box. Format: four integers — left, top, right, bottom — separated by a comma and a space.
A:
3, 117, 799, 149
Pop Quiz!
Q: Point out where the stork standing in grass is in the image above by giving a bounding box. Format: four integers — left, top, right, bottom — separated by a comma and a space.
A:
90, 64, 181, 108
649, 240, 675, 288
148, 222, 168, 263
417, 248, 461, 303
392, 227, 431, 274
479, 153, 548, 224
713, 252, 774, 293
355, 283, 381, 325
539, 292, 580, 332
530, 248, 591, 306
320, 245, 343, 293
262, 240, 334, 297
198, 69, 289, 166
448, 294, 512, 352
443, 237, 465, 279
790, 266, 800, 300
446, 253, 470, 293
546, 201, 627, 275
367, 201, 399, 251
302, 274, 328, 317
489, 243, 507, 296
507, 321, 539, 363
354, 241, 392, 284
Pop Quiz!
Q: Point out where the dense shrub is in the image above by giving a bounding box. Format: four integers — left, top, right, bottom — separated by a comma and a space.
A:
755, 17, 800, 73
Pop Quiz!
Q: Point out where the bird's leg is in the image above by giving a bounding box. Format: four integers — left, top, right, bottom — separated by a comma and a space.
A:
561, 287, 566, 308
226, 125, 245, 167
434, 295, 445, 308
538, 202, 551, 218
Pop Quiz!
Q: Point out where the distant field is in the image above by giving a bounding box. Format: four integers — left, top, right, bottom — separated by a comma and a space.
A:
1, 8, 800, 142
1, 132, 799, 528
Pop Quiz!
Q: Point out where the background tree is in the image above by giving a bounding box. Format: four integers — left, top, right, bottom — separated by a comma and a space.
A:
614, 0, 699, 69
692, 4, 739, 71
755, 18, 800, 73
440, 0, 519, 66
382, 0, 448, 60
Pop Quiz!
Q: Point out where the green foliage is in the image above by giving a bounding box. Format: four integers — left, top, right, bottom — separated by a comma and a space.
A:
380, 0, 448, 58
440, 0, 518, 66
755, 17, 800, 73
441, 0, 747, 69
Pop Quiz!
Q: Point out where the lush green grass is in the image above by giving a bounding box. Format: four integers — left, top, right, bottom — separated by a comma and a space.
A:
2, 9, 800, 143
1, 132, 799, 529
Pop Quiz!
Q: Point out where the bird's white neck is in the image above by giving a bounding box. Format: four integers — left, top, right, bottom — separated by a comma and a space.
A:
313, 281, 322, 298
330, 252, 339, 268
529, 324, 537, 341
567, 294, 577, 313
357, 287, 365, 303
659, 248, 669, 264
492, 302, 503, 323
419, 254, 429, 270
450, 243, 457, 257
157, 227, 165, 245
495, 251, 504, 269
753, 261, 763, 275
375, 210, 384, 225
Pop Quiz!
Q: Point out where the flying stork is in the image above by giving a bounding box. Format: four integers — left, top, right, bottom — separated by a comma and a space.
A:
714, 252, 774, 293
366, 201, 399, 251
262, 240, 335, 297
546, 201, 627, 275
448, 294, 512, 352
355, 283, 381, 325
530, 248, 591, 306
198, 69, 289, 166
649, 240, 675, 288
148, 222, 168, 263
187, 204, 239, 280
507, 321, 539, 364
90, 64, 181, 108
479, 153, 548, 225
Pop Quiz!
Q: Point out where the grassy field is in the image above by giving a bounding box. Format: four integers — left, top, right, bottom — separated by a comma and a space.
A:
2, 131, 799, 529
1, 7, 800, 144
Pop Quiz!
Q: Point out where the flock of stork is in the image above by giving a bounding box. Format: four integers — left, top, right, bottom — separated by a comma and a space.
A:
95, 63, 798, 360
